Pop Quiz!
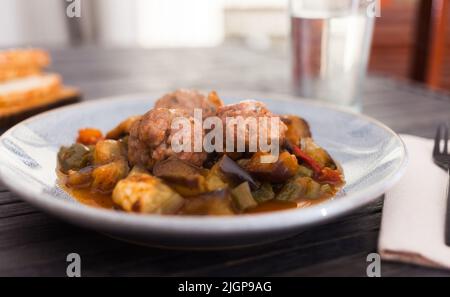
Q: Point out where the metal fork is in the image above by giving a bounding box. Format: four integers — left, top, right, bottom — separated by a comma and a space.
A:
432, 124, 450, 246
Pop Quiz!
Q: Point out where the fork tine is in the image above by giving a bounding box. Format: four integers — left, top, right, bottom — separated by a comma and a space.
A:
444, 124, 449, 154
434, 124, 443, 155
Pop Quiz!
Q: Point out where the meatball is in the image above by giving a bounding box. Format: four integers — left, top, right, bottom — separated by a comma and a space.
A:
128, 108, 207, 169
216, 100, 287, 151
155, 89, 223, 117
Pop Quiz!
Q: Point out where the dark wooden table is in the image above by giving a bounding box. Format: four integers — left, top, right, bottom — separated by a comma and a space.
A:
1, 45, 450, 277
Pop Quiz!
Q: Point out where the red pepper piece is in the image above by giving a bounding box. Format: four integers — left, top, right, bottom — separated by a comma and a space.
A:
290, 144, 322, 174
318, 167, 343, 185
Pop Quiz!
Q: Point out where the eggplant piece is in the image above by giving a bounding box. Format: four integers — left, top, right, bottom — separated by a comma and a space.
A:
129, 165, 149, 176
236, 158, 251, 168
218, 155, 259, 190
153, 157, 208, 196
58, 143, 93, 173
153, 157, 207, 177
91, 159, 129, 193
202, 152, 220, 169
181, 189, 235, 215
245, 151, 298, 183
112, 172, 184, 214
251, 182, 275, 203
276, 176, 322, 201
281, 115, 311, 145
301, 137, 335, 169
231, 182, 258, 211
223, 152, 243, 161
66, 167, 93, 188
93, 139, 126, 165
118, 136, 129, 152
106, 115, 142, 140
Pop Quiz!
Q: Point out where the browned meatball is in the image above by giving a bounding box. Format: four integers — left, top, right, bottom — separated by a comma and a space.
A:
128, 108, 207, 169
155, 89, 223, 118
216, 100, 287, 151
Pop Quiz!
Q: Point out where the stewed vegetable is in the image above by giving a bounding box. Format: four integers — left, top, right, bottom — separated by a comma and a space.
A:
112, 170, 184, 214
58, 143, 93, 173
153, 157, 208, 196
231, 182, 258, 211
245, 151, 298, 183
57, 90, 345, 216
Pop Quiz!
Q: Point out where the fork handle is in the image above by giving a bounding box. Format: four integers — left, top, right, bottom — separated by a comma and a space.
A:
446, 168, 450, 246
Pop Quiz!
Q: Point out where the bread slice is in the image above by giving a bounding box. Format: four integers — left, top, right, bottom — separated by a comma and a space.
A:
0, 73, 62, 107
0, 49, 80, 128
0, 66, 42, 82
0, 49, 49, 69
0, 74, 80, 128
0, 49, 50, 82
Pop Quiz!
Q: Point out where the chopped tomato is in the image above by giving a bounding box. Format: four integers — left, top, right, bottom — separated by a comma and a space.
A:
318, 167, 343, 185
76, 128, 103, 145
290, 143, 322, 174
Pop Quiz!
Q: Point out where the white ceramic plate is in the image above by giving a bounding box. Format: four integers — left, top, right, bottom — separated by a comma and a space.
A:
0, 93, 407, 249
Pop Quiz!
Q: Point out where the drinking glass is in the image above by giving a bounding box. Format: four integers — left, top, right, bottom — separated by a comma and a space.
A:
290, 0, 376, 111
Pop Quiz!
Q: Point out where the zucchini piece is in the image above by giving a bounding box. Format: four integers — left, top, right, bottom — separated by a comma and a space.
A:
58, 143, 93, 173
320, 184, 333, 195
296, 165, 313, 177
305, 178, 321, 199
231, 182, 258, 211
251, 182, 275, 203
276, 176, 322, 201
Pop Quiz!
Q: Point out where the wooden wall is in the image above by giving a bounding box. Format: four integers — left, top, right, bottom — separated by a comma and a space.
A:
369, 0, 450, 91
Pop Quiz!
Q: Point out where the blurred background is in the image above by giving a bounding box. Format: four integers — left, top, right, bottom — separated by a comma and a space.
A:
0, 0, 448, 90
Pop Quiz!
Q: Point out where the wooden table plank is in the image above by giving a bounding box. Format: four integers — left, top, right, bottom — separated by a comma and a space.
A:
0, 46, 449, 276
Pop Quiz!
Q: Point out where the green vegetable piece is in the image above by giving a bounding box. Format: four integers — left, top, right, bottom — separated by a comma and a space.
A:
231, 182, 258, 211
58, 143, 92, 173
320, 184, 333, 195
251, 182, 275, 203
276, 176, 322, 201
305, 178, 321, 199
296, 165, 313, 177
